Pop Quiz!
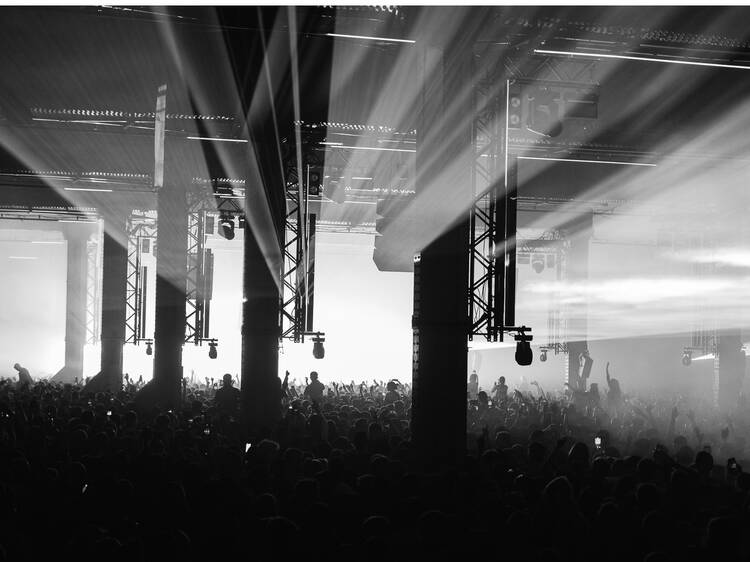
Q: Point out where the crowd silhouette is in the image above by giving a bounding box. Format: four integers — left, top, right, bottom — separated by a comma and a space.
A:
0, 362, 749, 561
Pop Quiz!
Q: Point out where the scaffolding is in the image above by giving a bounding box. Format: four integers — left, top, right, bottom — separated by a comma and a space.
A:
85, 233, 101, 344
124, 211, 156, 344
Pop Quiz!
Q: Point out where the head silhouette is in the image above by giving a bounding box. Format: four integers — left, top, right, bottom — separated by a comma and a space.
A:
310, 371, 319, 381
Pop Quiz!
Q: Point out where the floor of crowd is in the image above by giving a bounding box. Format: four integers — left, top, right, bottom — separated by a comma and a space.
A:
0, 373, 748, 561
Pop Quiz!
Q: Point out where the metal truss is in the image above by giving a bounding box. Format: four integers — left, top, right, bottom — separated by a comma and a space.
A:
185, 184, 243, 345
687, 234, 717, 359
125, 211, 156, 344
85, 234, 101, 344
469, 49, 599, 342
281, 161, 316, 342
185, 193, 211, 345
469, 68, 501, 341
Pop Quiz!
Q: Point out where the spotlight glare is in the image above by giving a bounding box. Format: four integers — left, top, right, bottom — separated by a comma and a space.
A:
325, 32, 415, 45
534, 48, 750, 71
682, 351, 692, 366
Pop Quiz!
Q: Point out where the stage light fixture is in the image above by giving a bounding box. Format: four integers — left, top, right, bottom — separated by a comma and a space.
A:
311, 333, 325, 359
540, 349, 548, 362
512, 327, 534, 366
515, 340, 533, 366
219, 215, 235, 240
682, 350, 692, 366
531, 254, 545, 274
145, 340, 153, 356
208, 340, 218, 359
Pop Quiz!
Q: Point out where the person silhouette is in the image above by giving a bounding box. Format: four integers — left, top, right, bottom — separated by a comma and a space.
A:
13, 363, 32, 386
304, 371, 325, 405
468, 371, 479, 400
492, 376, 508, 403
213, 373, 240, 415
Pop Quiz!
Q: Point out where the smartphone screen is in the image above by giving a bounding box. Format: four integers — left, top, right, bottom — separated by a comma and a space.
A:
594, 437, 602, 447
245, 443, 252, 453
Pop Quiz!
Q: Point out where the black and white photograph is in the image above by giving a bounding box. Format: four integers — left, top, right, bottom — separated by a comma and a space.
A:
2, 3, 750, 560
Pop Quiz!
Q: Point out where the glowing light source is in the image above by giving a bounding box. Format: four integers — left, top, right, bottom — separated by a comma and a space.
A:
64, 187, 114, 192
8, 256, 37, 260
682, 350, 692, 366
518, 156, 656, 167
534, 49, 750, 71
186, 136, 248, 143
332, 145, 416, 153
325, 32, 415, 44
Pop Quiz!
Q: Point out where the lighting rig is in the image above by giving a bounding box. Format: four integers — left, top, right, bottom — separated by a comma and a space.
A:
539, 343, 568, 362
207, 338, 218, 359
491, 326, 534, 366
302, 331, 326, 359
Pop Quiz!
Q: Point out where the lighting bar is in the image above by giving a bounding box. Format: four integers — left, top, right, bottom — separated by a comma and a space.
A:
326, 32, 415, 44
378, 139, 416, 144
320, 141, 343, 146
518, 156, 656, 167
186, 136, 248, 143
351, 176, 373, 180
64, 187, 114, 192
333, 145, 416, 153
31, 240, 64, 244
58, 219, 97, 223
534, 48, 750, 71
8, 256, 37, 260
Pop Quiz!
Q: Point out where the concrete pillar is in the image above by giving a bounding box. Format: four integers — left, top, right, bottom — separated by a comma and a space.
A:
52, 227, 89, 383
410, 27, 473, 468
240, 216, 282, 436
714, 331, 745, 410
148, 177, 188, 409
411, 223, 470, 468
98, 216, 128, 390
